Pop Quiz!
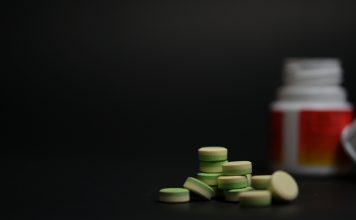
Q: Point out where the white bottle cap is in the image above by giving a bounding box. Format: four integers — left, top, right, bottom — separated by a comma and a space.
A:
283, 58, 342, 86
342, 120, 356, 163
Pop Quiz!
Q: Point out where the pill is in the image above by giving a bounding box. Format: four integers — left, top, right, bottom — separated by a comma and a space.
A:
222, 161, 252, 176
224, 186, 254, 202
183, 177, 214, 200
159, 188, 190, 203
217, 176, 248, 190
269, 170, 298, 201
198, 146, 228, 162
239, 190, 272, 207
197, 172, 222, 186
251, 175, 271, 190
246, 174, 251, 186
200, 160, 227, 173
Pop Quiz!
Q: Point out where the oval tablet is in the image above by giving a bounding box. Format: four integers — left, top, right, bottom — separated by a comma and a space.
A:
183, 177, 214, 200
198, 147, 228, 162
200, 160, 227, 173
197, 172, 222, 186
269, 170, 298, 201
222, 161, 252, 176
251, 175, 271, 190
159, 188, 190, 203
217, 176, 248, 190
239, 190, 272, 207
224, 186, 254, 202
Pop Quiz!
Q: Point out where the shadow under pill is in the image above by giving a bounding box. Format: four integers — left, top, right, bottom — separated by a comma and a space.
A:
155, 200, 191, 212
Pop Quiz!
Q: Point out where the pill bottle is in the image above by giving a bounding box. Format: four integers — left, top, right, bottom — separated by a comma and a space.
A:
270, 58, 354, 175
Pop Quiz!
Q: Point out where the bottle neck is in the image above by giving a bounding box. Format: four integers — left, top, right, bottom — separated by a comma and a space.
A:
277, 86, 347, 103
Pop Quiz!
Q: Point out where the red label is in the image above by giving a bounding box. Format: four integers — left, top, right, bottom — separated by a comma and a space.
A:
298, 111, 353, 166
270, 111, 283, 166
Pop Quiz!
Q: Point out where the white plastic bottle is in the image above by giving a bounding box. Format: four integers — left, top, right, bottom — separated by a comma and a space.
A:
270, 58, 353, 175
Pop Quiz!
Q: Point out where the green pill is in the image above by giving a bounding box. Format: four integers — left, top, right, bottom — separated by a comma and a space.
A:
159, 188, 190, 203
239, 190, 272, 207
222, 161, 252, 176
183, 177, 214, 200
224, 186, 254, 202
251, 175, 271, 190
198, 147, 228, 162
200, 160, 227, 173
268, 170, 298, 202
197, 172, 222, 186
217, 176, 248, 190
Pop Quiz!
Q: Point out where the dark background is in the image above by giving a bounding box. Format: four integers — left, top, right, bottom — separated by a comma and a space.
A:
4, 0, 356, 219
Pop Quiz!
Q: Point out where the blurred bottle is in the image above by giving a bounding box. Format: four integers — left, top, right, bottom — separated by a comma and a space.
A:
270, 58, 353, 176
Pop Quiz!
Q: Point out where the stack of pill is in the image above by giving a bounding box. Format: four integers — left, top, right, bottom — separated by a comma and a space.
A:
220, 161, 255, 202
195, 147, 228, 198
158, 147, 299, 208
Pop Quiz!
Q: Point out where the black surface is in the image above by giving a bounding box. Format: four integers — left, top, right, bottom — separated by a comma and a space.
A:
5, 154, 356, 219
5, 0, 356, 219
